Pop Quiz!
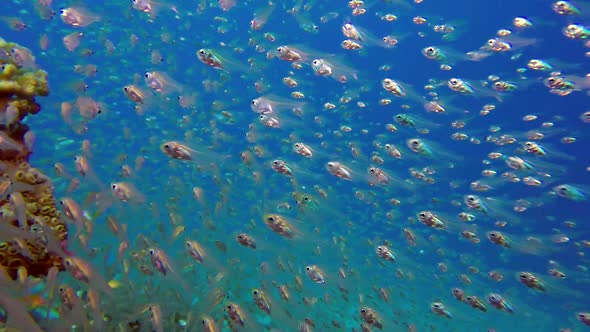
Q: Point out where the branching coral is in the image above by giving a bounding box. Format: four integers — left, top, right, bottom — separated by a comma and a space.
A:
0, 37, 67, 279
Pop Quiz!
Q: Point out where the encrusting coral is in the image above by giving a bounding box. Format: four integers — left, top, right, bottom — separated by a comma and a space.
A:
0, 37, 67, 279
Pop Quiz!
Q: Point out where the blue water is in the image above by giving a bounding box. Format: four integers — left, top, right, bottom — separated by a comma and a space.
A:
2, 0, 590, 331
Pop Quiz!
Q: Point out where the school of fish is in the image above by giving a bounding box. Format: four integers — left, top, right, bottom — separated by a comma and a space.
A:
0, 0, 590, 331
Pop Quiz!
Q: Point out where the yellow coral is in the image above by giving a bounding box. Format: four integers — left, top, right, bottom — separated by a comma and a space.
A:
0, 63, 18, 79
39, 205, 52, 216
53, 223, 66, 235
47, 207, 57, 217
24, 172, 38, 185
26, 202, 39, 214
16, 72, 47, 97
0, 38, 66, 279
0, 81, 19, 93
38, 195, 51, 205
0, 40, 48, 99
14, 170, 25, 182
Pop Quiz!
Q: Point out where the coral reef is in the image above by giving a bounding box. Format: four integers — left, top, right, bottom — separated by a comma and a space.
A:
0, 37, 67, 279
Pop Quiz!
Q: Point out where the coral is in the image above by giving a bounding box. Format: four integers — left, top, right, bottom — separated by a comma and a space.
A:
0, 37, 67, 279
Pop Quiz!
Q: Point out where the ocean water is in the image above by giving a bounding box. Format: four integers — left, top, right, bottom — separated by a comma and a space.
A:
1, 0, 590, 331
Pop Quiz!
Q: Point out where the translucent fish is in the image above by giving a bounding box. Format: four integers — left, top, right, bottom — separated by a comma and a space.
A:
421, 45, 472, 65
144, 71, 184, 95
0, 288, 44, 332
111, 182, 146, 204
553, 184, 587, 201
250, 95, 305, 116
196, 48, 249, 73
250, 2, 276, 30
0, 131, 25, 159
310, 58, 358, 82
132, 0, 177, 19
59, 7, 100, 27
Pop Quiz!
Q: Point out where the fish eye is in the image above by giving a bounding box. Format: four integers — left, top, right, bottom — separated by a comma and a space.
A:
237, 235, 243, 240
433, 303, 440, 308
487, 39, 495, 45
303, 196, 309, 201
384, 144, 391, 150
267, 216, 274, 222
377, 246, 383, 252
419, 212, 426, 218
198, 49, 205, 55
252, 290, 258, 295
277, 47, 284, 53
312, 59, 319, 65
489, 232, 497, 238
360, 308, 366, 314
306, 266, 311, 271
519, 273, 527, 279
58, 286, 65, 292
60, 9, 66, 14
369, 167, 376, 174
112, 184, 117, 189
185, 241, 192, 247
163, 144, 170, 149
149, 249, 155, 255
